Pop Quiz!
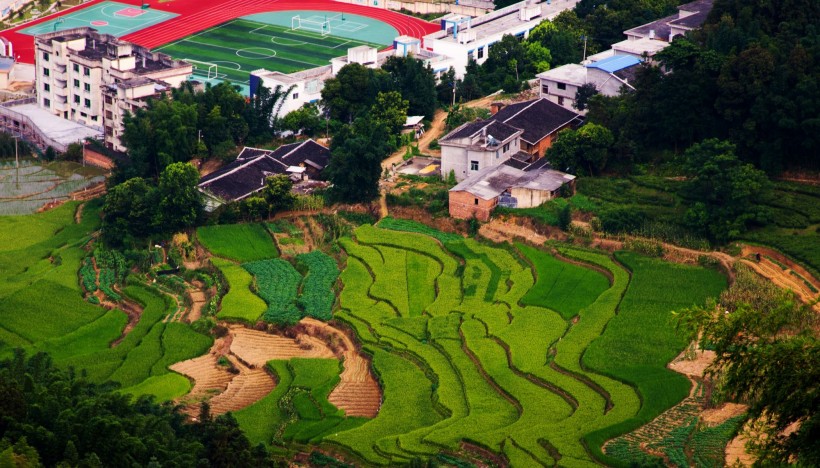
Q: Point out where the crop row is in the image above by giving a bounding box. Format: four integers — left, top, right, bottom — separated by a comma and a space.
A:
244, 258, 303, 324
296, 251, 340, 321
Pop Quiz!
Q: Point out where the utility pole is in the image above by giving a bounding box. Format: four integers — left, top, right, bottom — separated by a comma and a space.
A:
582, 35, 588, 62
14, 132, 19, 190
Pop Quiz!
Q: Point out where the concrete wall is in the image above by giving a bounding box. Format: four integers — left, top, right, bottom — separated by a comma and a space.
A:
510, 186, 554, 208
449, 190, 495, 221
386, 1, 491, 18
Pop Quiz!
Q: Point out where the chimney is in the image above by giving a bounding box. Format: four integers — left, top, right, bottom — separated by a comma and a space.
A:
490, 102, 505, 115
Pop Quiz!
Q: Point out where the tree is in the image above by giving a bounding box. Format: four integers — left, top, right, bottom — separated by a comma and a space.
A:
101, 177, 159, 247
262, 174, 295, 215
524, 41, 552, 74
244, 83, 292, 142
156, 162, 202, 234
325, 117, 392, 203
557, 204, 572, 231
370, 91, 409, 135
682, 139, 770, 242
546, 123, 614, 175
281, 103, 323, 137
383, 56, 437, 120
121, 99, 198, 179
676, 268, 819, 465
321, 63, 393, 123
574, 83, 599, 111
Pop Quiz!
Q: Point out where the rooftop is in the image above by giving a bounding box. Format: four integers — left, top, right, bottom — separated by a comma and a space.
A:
669, 9, 710, 29
537, 63, 588, 86
441, 119, 521, 146
490, 98, 581, 145
610, 37, 670, 57
450, 164, 574, 200
8, 103, 101, 146
199, 139, 331, 201
624, 13, 676, 41
586, 54, 642, 74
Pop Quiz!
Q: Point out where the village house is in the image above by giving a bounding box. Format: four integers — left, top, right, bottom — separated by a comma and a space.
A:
449, 160, 576, 221
440, 97, 581, 182
489, 98, 582, 157
197, 139, 330, 210
537, 54, 643, 110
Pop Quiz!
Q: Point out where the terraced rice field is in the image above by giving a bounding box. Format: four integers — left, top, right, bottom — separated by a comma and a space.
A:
319, 225, 725, 465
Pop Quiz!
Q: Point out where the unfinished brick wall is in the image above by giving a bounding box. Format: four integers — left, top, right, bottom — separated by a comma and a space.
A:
449, 190, 496, 221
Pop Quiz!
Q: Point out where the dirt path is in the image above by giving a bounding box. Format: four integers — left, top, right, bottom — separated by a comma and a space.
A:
109, 297, 144, 347
187, 288, 207, 323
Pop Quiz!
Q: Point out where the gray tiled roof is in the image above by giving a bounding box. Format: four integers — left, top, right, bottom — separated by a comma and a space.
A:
450, 164, 575, 200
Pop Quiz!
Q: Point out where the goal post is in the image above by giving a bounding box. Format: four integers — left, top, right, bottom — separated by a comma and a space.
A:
185, 59, 219, 80
291, 15, 332, 36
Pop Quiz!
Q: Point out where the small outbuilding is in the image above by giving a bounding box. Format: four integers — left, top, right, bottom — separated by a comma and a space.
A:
448, 160, 576, 221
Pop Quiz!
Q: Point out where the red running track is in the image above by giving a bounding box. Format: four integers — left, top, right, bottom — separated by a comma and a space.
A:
1, 0, 440, 64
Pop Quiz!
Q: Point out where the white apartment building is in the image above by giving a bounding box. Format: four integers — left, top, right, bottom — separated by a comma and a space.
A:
537, 55, 642, 110
34, 27, 191, 150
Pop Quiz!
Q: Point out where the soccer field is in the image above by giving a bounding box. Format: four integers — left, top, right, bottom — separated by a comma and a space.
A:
154, 17, 388, 86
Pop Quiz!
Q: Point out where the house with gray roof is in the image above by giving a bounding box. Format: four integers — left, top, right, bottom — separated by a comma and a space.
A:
449, 162, 576, 221
198, 139, 330, 210
440, 97, 581, 182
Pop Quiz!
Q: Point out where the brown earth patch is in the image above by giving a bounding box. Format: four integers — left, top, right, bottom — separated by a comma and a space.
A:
302, 318, 382, 418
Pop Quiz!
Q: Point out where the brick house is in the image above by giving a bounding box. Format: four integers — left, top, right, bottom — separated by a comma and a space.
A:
449, 159, 576, 221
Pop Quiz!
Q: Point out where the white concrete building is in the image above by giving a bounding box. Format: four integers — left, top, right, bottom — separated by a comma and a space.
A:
422, 0, 580, 78
537, 55, 642, 109
34, 27, 191, 149
624, 0, 713, 42
100, 77, 174, 152
439, 118, 523, 182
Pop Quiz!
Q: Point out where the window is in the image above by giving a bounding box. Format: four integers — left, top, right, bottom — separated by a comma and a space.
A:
292, 92, 299, 99
467, 50, 474, 61
84, 83, 91, 92
73, 64, 79, 72
84, 98, 91, 108
42, 52, 49, 62
105, 111, 113, 119
477, 47, 484, 59
80, 112, 87, 117
474, 198, 479, 205
104, 96, 113, 105
91, 116, 98, 121
83, 67, 90, 76
43, 68, 50, 77
74, 95, 80, 104
470, 160, 479, 171
43, 98, 50, 107
541, 84, 549, 94
43, 83, 50, 92
73, 79, 80, 88
503, 142, 510, 152
558, 96, 565, 106
557, 82, 566, 90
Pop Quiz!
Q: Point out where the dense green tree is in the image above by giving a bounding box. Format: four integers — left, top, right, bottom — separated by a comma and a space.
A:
546, 123, 614, 175
682, 139, 769, 242
244, 83, 293, 143
325, 117, 393, 203
676, 269, 819, 465
0, 351, 272, 467
101, 177, 158, 247
383, 56, 438, 120
157, 162, 203, 234
527, 13, 589, 66
370, 91, 409, 135
321, 63, 393, 123
262, 174, 295, 214
573, 83, 599, 111
281, 103, 324, 137
121, 99, 198, 179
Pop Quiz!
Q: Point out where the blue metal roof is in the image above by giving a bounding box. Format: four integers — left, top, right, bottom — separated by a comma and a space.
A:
586, 54, 642, 73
